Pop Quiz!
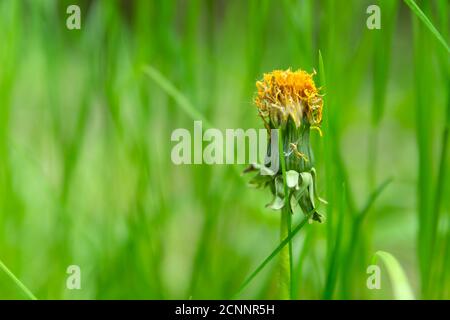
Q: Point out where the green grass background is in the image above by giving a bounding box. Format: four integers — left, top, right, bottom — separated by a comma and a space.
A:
0, 0, 449, 299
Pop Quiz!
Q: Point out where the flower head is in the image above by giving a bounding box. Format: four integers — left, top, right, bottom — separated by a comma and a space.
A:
247, 68, 326, 223
255, 69, 323, 129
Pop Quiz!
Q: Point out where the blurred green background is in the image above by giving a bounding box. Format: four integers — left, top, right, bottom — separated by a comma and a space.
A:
0, 0, 449, 299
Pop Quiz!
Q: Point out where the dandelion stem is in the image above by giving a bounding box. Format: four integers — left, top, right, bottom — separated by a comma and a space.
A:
278, 129, 293, 300
279, 206, 292, 299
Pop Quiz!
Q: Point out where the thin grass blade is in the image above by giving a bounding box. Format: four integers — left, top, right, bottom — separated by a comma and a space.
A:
142, 65, 214, 128
373, 251, 415, 300
233, 212, 313, 298
0, 259, 37, 300
404, 0, 450, 52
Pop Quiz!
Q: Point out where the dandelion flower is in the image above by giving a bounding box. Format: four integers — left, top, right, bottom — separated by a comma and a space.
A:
246, 68, 326, 222
254, 69, 323, 130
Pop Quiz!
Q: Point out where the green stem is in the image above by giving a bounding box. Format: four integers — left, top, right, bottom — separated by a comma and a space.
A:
279, 206, 291, 299
0, 258, 37, 300
278, 129, 292, 299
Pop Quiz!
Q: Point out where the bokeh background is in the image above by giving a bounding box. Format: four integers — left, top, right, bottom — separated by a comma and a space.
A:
0, 0, 449, 299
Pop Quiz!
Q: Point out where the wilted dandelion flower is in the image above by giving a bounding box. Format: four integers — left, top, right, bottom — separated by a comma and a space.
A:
255, 69, 323, 130
245, 68, 326, 223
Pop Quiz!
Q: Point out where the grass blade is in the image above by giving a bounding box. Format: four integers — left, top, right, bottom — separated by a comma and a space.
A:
369, 0, 399, 189
142, 65, 214, 129
404, 0, 450, 53
357, 178, 393, 223
142, 64, 245, 179
411, 0, 436, 297
324, 178, 392, 299
0, 258, 37, 300
233, 211, 313, 298
373, 251, 415, 300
